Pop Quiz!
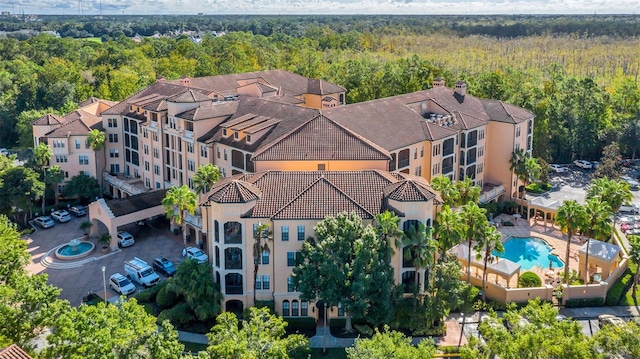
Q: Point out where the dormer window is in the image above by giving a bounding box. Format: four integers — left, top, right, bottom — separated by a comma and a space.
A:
234, 132, 239, 140
222, 129, 228, 137
246, 135, 252, 143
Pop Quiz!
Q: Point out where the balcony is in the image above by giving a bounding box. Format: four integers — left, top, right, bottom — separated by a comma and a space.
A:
185, 213, 202, 228
479, 183, 505, 204
103, 172, 149, 196
184, 130, 194, 140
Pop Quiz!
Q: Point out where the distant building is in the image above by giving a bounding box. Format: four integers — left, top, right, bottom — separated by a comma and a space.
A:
0, 344, 33, 359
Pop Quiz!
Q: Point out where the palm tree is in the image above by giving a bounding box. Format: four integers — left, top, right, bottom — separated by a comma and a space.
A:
509, 148, 527, 198
252, 222, 271, 304
434, 205, 465, 261
33, 143, 52, 216
402, 222, 438, 295
474, 225, 503, 301
193, 163, 222, 195
628, 235, 640, 301
460, 202, 489, 284
430, 175, 459, 207
46, 165, 64, 205
582, 198, 613, 283
455, 177, 481, 206
374, 211, 403, 263
556, 200, 587, 284
161, 185, 197, 243
587, 177, 633, 227
87, 129, 106, 192
510, 149, 541, 213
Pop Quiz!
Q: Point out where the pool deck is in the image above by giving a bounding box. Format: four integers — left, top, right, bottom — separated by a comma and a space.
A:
490, 214, 583, 288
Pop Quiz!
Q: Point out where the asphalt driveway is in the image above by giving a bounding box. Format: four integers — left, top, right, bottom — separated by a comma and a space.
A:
25, 216, 188, 306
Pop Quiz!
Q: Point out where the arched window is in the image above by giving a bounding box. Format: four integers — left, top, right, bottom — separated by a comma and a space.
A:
401, 271, 416, 294
224, 222, 242, 244
301, 301, 308, 316
214, 220, 219, 242
282, 300, 290, 316
215, 246, 220, 267
225, 273, 243, 295
292, 300, 299, 316
225, 248, 242, 269
403, 220, 419, 233
402, 247, 414, 268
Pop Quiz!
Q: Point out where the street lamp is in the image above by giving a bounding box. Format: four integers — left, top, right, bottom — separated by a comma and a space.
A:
458, 312, 465, 347
101, 266, 107, 304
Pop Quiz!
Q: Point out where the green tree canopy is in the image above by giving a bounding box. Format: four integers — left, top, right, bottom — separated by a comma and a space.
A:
168, 258, 222, 321
346, 327, 435, 359
61, 174, 100, 201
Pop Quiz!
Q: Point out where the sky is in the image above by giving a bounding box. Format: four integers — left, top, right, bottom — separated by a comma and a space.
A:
7, 0, 639, 15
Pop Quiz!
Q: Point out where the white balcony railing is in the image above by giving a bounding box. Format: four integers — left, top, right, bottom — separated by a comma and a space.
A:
185, 213, 202, 228
184, 130, 194, 140
479, 183, 505, 204
103, 173, 148, 196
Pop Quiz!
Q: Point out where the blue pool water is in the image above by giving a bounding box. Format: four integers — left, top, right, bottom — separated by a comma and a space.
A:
493, 237, 564, 270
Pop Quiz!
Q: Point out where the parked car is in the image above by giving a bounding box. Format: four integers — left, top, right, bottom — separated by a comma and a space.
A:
117, 231, 135, 248
0, 148, 8, 156
573, 160, 592, 169
69, 205, 87, 217
549, 164, 566, 173
124, 257, 160, 287
51, 210, 71, 223
152, 257, 177, 277
619, 204, 639, 214
182, 247, 209, 264
622, 176, 639, 191
34, 216, 55, 229
109, 273, 136, 296
598, 314, 625, 328
591, 161, 600, 169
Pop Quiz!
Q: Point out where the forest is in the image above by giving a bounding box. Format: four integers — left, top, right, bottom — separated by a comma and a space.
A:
0, 15, 638, 163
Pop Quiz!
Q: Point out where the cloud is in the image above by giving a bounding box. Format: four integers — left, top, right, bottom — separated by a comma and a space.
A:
12, 0, 639, 15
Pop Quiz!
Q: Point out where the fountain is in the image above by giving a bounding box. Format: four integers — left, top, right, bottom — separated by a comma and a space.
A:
55, 238, 95, 260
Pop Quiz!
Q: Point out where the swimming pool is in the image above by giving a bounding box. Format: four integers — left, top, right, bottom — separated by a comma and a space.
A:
493, 237, 564, 270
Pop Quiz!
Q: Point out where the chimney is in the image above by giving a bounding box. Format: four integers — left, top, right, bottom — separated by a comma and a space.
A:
454, 81, 467, 97
433, 77, 445, 88
180, 76, 191, 87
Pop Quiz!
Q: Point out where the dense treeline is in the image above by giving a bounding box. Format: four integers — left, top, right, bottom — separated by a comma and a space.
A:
0, 20, 638, 164
1, 15, 639, 39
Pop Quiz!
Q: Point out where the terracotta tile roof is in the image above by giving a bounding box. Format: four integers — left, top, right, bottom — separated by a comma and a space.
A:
101, 82, 191, 116
481, 99, 534, 124
167, 89, 212, 103
452, 111, 487, 130
143, 99, 168, 112
272, 176, 373, 219
45, 110, 102, 137
175, 101, 238, 121
251, 114, 391, 161
105, 189, 167, 217
207, 179, 262, 203
0, 344, 33, 359
32, 113, 65, 126
78, 97, 118, 109
384, 178, 438, 202
263, 94, 305, 105
204, 170, 439, 220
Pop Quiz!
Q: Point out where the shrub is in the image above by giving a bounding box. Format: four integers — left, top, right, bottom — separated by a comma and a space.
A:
284, 317, 318, 337
565, 297, 605, 308
156, 284, 180, 309
354, 324, 373, 337
254, 300, 275, 312
519, 272, 542, 288
134, 282, 164, 303
157, 302, 194, 325
605, 268, 633, 305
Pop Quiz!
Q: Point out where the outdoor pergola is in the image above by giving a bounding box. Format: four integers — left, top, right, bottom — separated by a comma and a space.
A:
526, 197, 561, 227
451, 244, 521, 288
577, 239, 621, 283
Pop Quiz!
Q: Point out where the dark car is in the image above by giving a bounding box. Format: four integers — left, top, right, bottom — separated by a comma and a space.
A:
69, 205, 88, 217
152, 257, 177, 277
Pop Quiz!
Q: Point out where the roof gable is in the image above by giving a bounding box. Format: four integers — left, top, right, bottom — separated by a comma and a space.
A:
33, 113, 65, 126
167, 89, 212, 103
207, 180, 262, 203
384, 179, 437, 202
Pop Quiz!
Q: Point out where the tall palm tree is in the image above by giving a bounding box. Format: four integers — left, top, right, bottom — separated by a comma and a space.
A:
628, 235, 640, 301
455, 177, 481, 206
46, 165, 65, 205
474, 225, 504, 301
582, 198, 613, 283
434, 205, 465, 261
510, 149, 541, 213
587, 177, 633, 227
161, 185, 197, 243
430, 175, 459, 207
193, 163, 222, 195
402, 222, 438, 295
460, 202, 489, 284
509, 148, 527, 198
374, 211, 403, 263
556, 200, 587, 284
33, 143, 52, 215
252, 222, 271, 304
87, 129, 106, 192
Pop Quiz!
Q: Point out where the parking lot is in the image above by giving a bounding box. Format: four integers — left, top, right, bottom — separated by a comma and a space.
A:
25, 216, 188, 306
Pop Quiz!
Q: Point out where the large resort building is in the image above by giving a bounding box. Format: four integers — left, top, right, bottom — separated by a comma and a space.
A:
33, 69, 533, 317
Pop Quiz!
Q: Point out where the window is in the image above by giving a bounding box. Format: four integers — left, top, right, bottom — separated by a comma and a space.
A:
292, 300, 299, 316
109, 134, 118, 143
143, 144, 149, 155
246, 135, 252, 142
222, 128, 228, 137
187, 142, 194, 153
262, 275, 270, 290
154, 165, 160, 175
414, 166, 422, 176
153, 132, 158, 141
467, 130, 478, 148
414, 149, 417, 159
143, 128, 148, 138
443, 138, 454, 156
185, 121, 193, 131
388, 153, 396, 171
109, 149, 119, 158
479, 129, 485, 140
477, 163, 484, 174
200, 145, 208, 158
217, 147, 221, 159
187, 178, 194, 189
337, 304, 344, 317
188, 160, 195, 172
234, 132, 239, 140
262, 249, 269, 265
516, 127, 521, 137
317, 164, 325, 171
287, 277, 295, 292
420, 146, 424, 157
79, 155, 89, 165
53, 140, 65, 148
108, 118, 117, 128
223, 149, 228, 161
478, 146, 484, 157
110, 164, 120, 173
144, 161, 150, 171
442, 157, 454, 174
156, 182, 161, 189
297, 225, 305, 241
398, 149, 410, 168
85, 140, 90, 149
281, 226, 289, 241
255, 275, 263, 289
287, 252, 295, 267
55, 155, 68, 163
153, 148, 159, 158
145, 177, 150, 187
225, 273, 243, 295
282, 300, 290, 316
75, 139, 81, 149
432, 144, 440, 156
301, 301, 308, 316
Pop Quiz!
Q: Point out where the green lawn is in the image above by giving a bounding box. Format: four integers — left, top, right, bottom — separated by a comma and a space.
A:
85, 37, 103, 43
310, 348, 348, 359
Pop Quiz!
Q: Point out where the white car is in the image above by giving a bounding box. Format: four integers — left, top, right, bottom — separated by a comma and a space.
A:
573, 160, 592, 169
182, 247, 209, 264
549, 164, 565, 173
0, 148, 8, 156
109, 273, 136, 296
34, 216, 55, 229
51, 210, 71, 223
117, 231, 135, 248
